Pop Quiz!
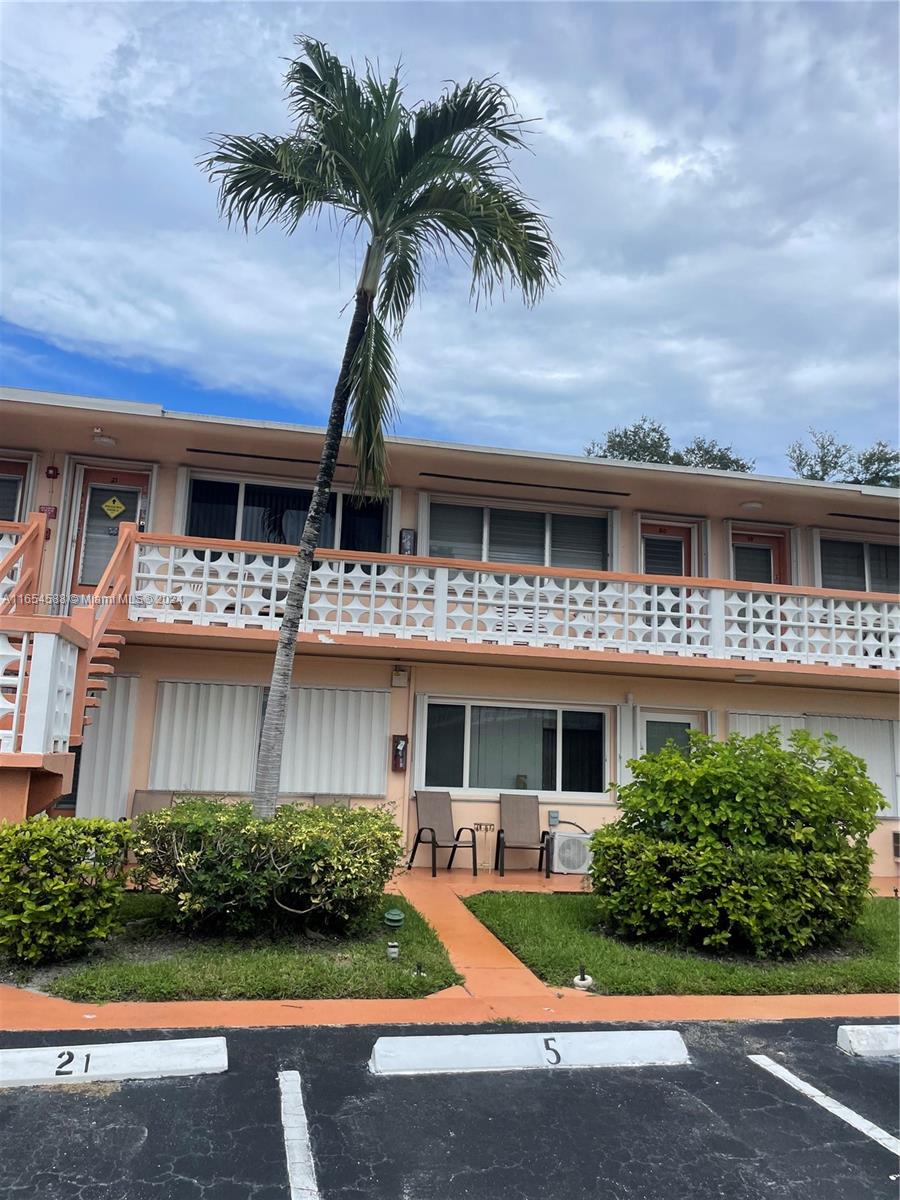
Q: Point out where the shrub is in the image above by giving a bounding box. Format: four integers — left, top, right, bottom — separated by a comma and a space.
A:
0, 817, 131, 963
590, 730, 882, 957
132, 799, 403, 934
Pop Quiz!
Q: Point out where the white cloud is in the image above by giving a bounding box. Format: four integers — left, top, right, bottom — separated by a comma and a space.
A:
0, 0, 896, 472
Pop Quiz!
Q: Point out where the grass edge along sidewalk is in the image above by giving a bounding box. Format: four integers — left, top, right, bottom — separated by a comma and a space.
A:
464, 892, 899, 996
6, 893, 461, 1004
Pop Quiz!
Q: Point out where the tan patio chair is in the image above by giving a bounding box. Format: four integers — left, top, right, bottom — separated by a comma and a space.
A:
495, 793, 551, 877
407, 790, 477, 877
128, 790, 174, 818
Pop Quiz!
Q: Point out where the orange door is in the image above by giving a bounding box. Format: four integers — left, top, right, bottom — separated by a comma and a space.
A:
67, 466, 151, 600
732, 530, 789, 585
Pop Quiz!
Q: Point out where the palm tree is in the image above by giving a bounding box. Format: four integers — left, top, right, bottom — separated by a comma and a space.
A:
201, 37, 559, 816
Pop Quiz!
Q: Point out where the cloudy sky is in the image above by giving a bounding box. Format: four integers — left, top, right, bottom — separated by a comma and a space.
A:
1, 1, 896, 473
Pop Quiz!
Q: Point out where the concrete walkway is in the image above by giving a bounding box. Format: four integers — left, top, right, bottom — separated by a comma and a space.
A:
1, 871, 897, 1031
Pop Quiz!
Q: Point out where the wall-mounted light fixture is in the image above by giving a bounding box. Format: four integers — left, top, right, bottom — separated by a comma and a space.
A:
733, 672, 757, 683
739, 501, 763, 513
92, 427, 117, 447
391, 666, 409, 688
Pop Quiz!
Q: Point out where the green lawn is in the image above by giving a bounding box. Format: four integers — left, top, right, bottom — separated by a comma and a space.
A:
465, 892, 899, 995
30, 893, 461, 1003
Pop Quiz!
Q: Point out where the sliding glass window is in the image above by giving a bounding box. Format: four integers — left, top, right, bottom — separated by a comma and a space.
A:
423, 700, 606, 794
820, 538, 899, 593
429, 501, 608, 570
185, 476, 385, 552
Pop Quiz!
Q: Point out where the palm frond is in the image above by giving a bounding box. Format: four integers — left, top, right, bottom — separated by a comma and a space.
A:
378, 232, 425, 332
392, 178, 559, 306
199, 133, 355, 232
346, 310, 397, 495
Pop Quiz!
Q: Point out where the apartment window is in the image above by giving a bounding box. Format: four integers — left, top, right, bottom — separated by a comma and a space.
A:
186, 479, 239, 540
820, 538, 899, 593
731, 529, 789, 585
0, 460, 29, 521
639, 710, 704, 757
423, 700, 606, 793
640, 520, 696, 576
429, 501, 608, 570
185, 476, 385, 552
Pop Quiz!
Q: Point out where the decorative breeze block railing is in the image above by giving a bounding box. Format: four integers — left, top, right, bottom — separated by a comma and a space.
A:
129, 541, 899, 671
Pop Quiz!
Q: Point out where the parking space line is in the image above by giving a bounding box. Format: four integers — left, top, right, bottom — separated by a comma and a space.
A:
278, 1070, 321, 1200
748, 1054, 900, 1157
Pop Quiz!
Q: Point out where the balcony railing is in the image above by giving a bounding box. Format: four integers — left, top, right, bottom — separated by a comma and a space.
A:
127, 534, 899, 672
0, 625, 80, 755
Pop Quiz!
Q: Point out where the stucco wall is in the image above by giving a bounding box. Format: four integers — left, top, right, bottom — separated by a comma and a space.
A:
111, 647, 899, 876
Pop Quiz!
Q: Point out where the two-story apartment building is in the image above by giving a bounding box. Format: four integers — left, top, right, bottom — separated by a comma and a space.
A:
1, 386, 897, 878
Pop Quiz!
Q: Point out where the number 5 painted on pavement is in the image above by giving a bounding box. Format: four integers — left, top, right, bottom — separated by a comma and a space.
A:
543, 1037, 562, 1065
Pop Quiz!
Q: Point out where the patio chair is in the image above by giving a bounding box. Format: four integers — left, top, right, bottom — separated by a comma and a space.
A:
494, 793, 551, 877
407, 790, 477, 877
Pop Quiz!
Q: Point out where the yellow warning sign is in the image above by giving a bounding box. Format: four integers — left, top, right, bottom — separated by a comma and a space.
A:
101, 496, 126, 519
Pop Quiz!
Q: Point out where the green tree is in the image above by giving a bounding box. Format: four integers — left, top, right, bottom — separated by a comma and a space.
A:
786, 429, 899, 488
585, 416, 754, 472
201, 37, 559, 816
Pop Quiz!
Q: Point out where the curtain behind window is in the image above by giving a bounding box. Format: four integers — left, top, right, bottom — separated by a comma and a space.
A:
469, 706, 556, 790
186, 479, 240, 540
242, 484, 335, 546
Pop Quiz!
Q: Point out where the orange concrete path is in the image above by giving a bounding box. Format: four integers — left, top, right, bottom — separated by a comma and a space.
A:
1, 871, 897, 1032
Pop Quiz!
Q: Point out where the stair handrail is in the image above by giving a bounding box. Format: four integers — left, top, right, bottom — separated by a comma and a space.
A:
68, 522, 137, 742
0, 512, 47, 615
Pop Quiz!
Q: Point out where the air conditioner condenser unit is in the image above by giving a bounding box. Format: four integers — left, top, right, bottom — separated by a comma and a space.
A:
550, 831, 592, 875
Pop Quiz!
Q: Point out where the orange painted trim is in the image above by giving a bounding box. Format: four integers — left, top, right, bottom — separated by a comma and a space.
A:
117, 620, 899, 683
0, 751, 72, 772
133, 532, 898, 603
0, 616, 89, 647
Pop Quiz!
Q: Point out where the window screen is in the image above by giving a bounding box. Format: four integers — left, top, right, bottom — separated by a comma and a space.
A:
488, 508, 545, 566
561, 710, 604, 791
341, 497, 385, 553
424, 704, 465, 787
643, 535, 685, 575
0, 475, 22, 521
870, 544, 899, 594
550, 514, 608, 571
429, 504, 483, 560
186, 479, 239, 539
469, 706, 556, 791
733, 544, 773, 584
820, 540, 866, 591
645, 719, 693, 756
241, 484, 335, 547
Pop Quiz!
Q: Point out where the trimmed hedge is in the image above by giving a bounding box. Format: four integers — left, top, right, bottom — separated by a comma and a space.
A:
590, 730, 882, 958
133, 799, 403, 934
0, 817, 131, 963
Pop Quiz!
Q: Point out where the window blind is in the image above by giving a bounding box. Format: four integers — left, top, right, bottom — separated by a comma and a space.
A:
550, 514, 608, 571
733, 544, 773, 584
820, 539, 866, 590
643, 535, 685, 576
429, 503, 483, 559
488, 508, 545, 565
870, 544, 899, 594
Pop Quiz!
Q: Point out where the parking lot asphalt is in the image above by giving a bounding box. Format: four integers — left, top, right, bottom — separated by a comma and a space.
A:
1, 1018, 897, 1200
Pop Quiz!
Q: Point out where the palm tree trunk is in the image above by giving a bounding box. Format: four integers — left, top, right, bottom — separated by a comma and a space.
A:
252, 286, 373, 815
